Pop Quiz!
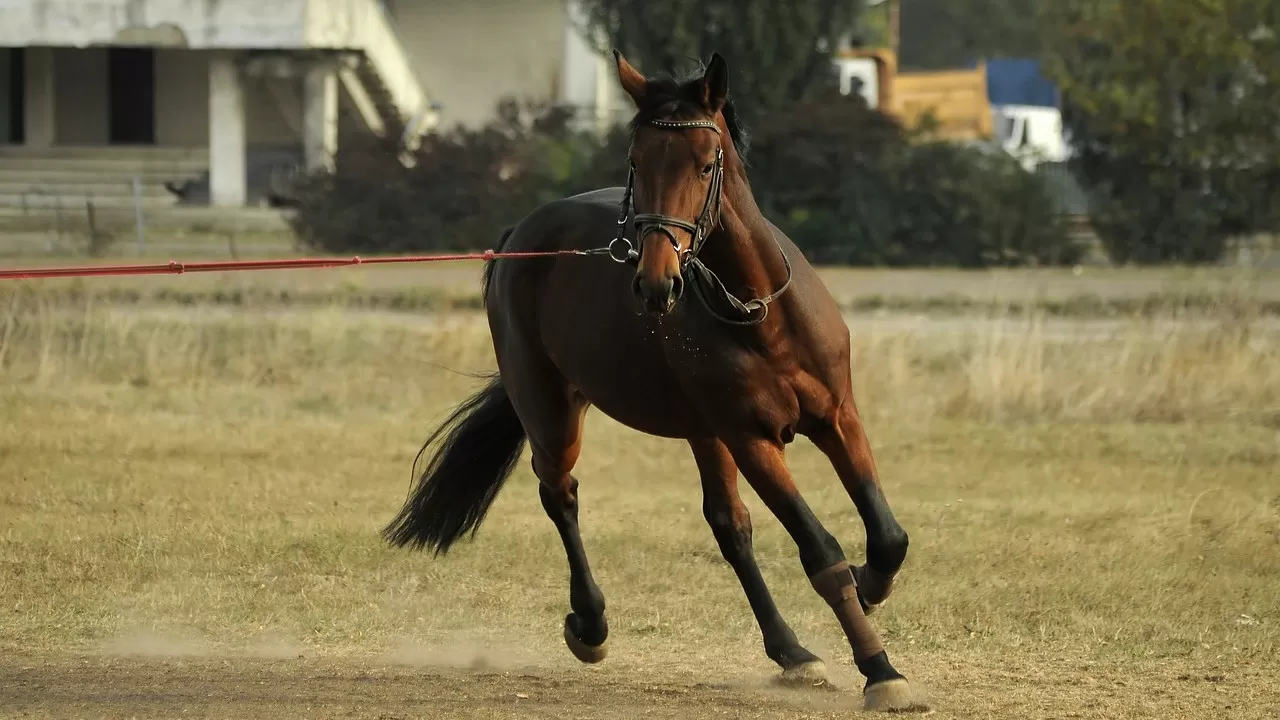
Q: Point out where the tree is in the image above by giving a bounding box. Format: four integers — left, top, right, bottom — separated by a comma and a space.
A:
898, 0, 1044, 70
574, 0, 865, 121
1041, 0, 1280, 263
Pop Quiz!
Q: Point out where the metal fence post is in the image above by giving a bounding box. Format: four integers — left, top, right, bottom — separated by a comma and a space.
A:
132, 175, 146, 254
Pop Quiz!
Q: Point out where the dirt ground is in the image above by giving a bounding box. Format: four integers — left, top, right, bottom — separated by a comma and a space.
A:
3, 649, 1275, 719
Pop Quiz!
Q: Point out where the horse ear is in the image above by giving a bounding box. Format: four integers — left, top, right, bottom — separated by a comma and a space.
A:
702, 53, 729, 113
613, 50, 648, 106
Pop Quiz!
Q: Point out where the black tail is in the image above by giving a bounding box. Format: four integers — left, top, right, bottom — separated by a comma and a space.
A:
382, 374, 527, 554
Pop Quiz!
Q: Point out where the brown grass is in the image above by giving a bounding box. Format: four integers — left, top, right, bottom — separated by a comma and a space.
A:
0, 282, 1278, 718
6, 257, 1280, 316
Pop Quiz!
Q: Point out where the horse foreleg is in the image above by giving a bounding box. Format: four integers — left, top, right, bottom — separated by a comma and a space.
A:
728, 438, 920, 712
808, 403, 909, 617
689, 438, 825, 684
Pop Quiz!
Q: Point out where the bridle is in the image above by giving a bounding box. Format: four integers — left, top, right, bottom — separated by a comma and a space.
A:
605, 115, 793, 326
608, 118, 725, 268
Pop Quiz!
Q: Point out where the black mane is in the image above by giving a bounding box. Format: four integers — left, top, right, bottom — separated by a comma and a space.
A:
627, 65, 751, 161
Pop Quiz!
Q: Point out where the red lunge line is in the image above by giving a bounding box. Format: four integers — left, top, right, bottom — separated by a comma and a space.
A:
0, 248, 600, 281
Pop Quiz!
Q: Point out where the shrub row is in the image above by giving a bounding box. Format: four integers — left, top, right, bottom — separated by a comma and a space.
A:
287, 95, 1083, 267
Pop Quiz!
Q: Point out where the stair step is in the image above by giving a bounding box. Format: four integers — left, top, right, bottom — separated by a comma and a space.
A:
0, 205, 293, 232
0, 167, 204, 182
0, 143, 203, 155
0, 180, 178, 198
0, 193, 179, 209
0, 158, 208, 173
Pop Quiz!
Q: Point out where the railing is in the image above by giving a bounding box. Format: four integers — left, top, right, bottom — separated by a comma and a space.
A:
306, 0, 436, 137
13, 181, 147, 254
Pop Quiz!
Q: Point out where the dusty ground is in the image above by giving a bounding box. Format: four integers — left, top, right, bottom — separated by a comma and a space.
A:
4, 651, 1276, 719
1, 275, 1278, 718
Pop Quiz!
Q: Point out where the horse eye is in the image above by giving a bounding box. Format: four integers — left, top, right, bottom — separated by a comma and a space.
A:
701, 163, 715, 176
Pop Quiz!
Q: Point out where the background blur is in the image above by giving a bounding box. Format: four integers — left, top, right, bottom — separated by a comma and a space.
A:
0, 0, 1275, 267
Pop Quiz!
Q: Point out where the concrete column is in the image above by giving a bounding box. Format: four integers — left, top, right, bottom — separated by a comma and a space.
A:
303, 62, 338, 173
593, 48, 612, 137
24, 47, 56, 148
208, 53, 246, 207
0, 50, 11, 143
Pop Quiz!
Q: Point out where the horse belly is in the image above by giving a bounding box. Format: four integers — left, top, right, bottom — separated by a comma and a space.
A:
576, 375, 707, 439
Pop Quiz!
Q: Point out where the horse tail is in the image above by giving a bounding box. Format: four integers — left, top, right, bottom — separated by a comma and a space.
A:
382, 374, 527, 554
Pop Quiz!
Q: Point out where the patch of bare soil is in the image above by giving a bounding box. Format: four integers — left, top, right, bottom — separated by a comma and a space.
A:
1, 652, 1274, 719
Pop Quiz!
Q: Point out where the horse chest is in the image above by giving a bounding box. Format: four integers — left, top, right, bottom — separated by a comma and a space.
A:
665, 338, 812, 438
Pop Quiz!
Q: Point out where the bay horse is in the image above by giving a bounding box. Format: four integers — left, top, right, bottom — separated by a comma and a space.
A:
383, 51, 921, 712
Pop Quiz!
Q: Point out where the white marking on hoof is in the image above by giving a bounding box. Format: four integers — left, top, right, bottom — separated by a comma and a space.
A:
776, 660, 829, 688
863, 678, 929, 713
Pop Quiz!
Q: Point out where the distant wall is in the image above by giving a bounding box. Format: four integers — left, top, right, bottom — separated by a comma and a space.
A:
384, 0, 571, 129
0, 0, 308, 48
31, 48, 301, 148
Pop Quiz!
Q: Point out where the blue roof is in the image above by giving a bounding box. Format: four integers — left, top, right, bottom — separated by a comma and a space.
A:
985, 58, 1059, 108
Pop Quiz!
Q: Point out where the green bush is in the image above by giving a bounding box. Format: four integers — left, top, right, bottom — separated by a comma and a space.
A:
288, 100, 584, 254
1062, 119, 1280, 265
748, 94, 1082, 266
289, 94, 1082, 267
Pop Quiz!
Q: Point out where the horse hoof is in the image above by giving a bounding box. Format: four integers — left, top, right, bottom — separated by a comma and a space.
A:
863, 678, 928, 713
563, 617, 608, 664
854, 564, 896, 616
776, 660, 828, 688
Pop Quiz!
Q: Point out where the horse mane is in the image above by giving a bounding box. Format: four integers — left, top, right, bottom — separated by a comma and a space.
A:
627, 64, 751, 162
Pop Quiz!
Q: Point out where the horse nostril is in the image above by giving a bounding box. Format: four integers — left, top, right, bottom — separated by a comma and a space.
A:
669, 274, 684, 302
632, 274, 646, 302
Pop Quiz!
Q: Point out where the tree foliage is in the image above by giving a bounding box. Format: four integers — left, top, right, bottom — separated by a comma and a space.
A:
1041, 0, 1280, 263
898, 0, 1044, 70
290, 94, 1080, 268
750, 93, 1079, 266
574, 0, 864, 120
287, 99, 626, 254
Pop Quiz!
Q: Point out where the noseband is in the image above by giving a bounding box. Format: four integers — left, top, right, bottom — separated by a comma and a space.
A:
608, 118, 726, 267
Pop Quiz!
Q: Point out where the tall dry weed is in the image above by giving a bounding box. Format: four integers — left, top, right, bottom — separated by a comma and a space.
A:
1, 286, 1275, 426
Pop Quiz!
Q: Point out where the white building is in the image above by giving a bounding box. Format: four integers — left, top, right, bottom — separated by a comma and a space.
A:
0, 0, 620, 212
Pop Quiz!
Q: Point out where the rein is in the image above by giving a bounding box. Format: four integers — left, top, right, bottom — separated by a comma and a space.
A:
606, 117, 793, 326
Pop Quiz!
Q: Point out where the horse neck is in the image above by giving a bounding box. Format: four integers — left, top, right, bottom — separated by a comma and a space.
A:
698, 149, 788, 303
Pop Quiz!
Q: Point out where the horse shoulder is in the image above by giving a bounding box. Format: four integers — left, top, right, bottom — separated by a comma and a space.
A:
762, 221, 854, 406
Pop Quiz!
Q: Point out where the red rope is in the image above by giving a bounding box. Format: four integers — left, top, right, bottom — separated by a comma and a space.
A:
0, 248, 604, 281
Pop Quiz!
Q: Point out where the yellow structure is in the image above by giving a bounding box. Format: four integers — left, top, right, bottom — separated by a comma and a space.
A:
837, 48, 993, 141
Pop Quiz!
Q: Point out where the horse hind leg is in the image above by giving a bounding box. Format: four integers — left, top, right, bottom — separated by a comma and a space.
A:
689, 438, 825, 685
808, 402, 909, 616
517, 376, 608, 664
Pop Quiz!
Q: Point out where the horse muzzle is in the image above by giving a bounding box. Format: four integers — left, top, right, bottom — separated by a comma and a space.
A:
632, 271, 684, 315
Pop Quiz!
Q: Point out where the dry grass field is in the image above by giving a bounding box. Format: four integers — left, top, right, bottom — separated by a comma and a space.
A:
1, 261, 1279, 718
